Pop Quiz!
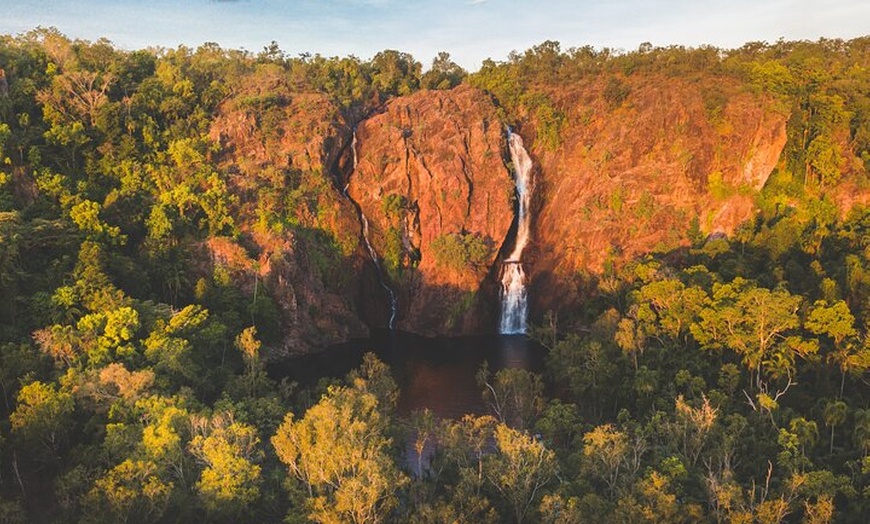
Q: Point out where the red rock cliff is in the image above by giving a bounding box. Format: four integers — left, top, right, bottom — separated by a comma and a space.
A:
348, 85, 514, 334
209, 74, 805, 344
209, 66, 367, 354
519, 75, 787, 315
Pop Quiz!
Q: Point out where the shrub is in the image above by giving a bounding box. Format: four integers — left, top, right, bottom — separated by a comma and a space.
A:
430, 232, 492, 272
604, 77, 631, 108
381, 194, 408, 220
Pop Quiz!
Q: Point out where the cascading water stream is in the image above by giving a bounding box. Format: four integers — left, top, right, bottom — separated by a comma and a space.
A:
500, 131, 534, 335
345, 129, 398, 329
361, 214, 398, 329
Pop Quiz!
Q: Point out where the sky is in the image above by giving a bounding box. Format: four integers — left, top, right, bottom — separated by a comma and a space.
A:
1, 0, 869, 70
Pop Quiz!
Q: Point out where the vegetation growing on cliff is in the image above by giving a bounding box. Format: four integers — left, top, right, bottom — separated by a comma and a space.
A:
0, 29, 868, 522
431, 232, 493, 273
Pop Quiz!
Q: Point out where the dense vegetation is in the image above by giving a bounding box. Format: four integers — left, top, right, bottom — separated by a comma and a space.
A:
0, 28, 869, 522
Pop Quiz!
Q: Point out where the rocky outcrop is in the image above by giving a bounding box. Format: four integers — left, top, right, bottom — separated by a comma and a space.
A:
518, 75, 788, 315
348, 85, 514, 334
209, 67, 367, 355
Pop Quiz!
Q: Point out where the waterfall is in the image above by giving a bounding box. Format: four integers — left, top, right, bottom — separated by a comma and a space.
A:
347, 129, 398, 329
500, 131, 533, 335
361, 214, 398, 329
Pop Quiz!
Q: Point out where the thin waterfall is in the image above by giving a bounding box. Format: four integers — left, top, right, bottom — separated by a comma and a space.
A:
500, 131, 533, 335
361, 214, 398, 329
346, 129, 398, 329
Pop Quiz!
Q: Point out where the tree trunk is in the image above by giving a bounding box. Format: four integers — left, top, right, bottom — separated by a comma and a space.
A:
839, 369, 846, 399
12, 451, 26, 499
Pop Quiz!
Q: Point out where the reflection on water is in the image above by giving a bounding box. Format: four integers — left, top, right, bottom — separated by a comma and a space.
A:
270, 330, 545, 419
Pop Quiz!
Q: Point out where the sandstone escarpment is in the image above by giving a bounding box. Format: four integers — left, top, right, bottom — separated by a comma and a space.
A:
205, 70, 859, 345
349, 85, 514, 334
521, 75, 787, 315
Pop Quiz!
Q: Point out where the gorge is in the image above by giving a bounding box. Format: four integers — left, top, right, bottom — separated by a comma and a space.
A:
327, 76, 804, 346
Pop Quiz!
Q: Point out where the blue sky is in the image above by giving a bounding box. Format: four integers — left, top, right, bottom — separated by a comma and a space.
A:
1, 0, 868, 70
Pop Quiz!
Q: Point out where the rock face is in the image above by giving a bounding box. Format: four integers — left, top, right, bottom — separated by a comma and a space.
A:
206, 75, 843, 347
518, 75, 787, 315
209, 67, 367, 355
348, 86, 515, 334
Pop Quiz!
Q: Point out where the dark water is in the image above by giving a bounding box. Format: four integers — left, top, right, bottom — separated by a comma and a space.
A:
270, 330, 545, 419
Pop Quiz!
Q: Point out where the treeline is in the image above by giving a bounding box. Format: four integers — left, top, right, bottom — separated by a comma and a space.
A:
0, 28, 868, 522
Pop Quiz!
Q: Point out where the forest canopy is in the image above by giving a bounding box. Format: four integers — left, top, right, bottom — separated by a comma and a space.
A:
0, 29, 869, 522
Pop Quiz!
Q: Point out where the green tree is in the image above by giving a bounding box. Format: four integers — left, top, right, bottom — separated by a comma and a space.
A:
345, 352, 399, 416
548, 334, 617, 404
790, 417, 819, 464
806, 134, 842, 187
408, 408, 436, 477
438, 414, 498, 493
421, 51, 466, 90
486, 423, 557, 523
142, 305, 211, 387
806, 299, 859, 396
534, 399, 580, 448
69, 199, 122, 241
632, 277, 709, 344
477, 364, 545, 430
823, 400, 847, 454
582, 424, 631, 498
616, 470, 703, 523
430, 232, 493, 273
852, 408, 870, 458
370, 50, 421, 99
189, 412, 262, 516
671, 395, 718, 467
272, 385, 406, 523
10, 380, 74, 458
538, 494, 585, 524
691, 278, 815, 412
138, 395, 190, 484
85, 459, 173, 524
235, 326, 264, 398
